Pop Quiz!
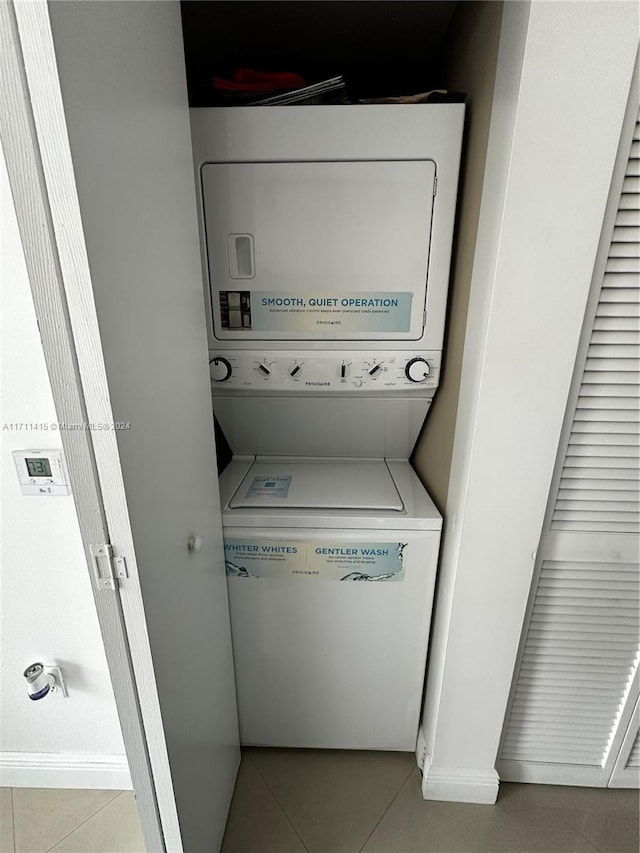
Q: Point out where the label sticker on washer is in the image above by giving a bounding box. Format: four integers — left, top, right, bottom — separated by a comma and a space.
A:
219, 291, 413, 335
224, 539, 406, 581
245, 476, 292, 499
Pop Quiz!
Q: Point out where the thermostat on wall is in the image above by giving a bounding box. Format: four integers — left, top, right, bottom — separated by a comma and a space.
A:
12, 449, 71, 496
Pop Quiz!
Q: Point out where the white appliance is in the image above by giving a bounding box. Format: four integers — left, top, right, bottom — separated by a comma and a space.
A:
191, 105, 464, 749
219, 457, 441, 750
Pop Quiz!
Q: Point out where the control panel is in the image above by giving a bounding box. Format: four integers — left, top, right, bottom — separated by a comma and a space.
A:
12, 449, 71, 496
209, 351, 441, 393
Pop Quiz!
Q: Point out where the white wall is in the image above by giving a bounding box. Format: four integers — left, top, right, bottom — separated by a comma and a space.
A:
0, 149, 129, 789
419, 0, 639, 804
414, 0, 503, 510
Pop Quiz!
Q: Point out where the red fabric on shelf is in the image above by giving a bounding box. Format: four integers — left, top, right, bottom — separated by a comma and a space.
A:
212, 68, 305, 93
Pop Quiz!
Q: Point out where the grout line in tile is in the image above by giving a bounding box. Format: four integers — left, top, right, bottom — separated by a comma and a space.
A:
544, 810, 608, 853
511, 785, 603, 853
247, 758, 311, 853
43, 790, 124, 853
357, 761, 417, 853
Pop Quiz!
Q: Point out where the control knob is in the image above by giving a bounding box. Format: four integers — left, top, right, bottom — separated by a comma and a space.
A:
405, 357, 430, 383
210, 356, 232, 382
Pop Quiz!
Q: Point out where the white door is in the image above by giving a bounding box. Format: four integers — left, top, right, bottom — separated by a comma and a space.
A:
202, 160, 436, 341
497, 106, 639, 788
2, 2, 240, 850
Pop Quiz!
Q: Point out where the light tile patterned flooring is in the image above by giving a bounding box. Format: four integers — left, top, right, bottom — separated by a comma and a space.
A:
0, 787, 143, 852
1, 749, 638, 852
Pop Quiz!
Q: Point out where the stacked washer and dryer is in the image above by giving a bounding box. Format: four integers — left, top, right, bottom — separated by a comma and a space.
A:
191, 105, 464, 751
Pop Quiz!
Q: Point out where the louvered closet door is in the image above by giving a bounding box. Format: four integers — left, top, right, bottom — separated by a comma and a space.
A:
498, 113, 639, 788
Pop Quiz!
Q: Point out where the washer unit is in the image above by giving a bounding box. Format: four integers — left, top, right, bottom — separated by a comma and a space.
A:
191, 106, 464, 749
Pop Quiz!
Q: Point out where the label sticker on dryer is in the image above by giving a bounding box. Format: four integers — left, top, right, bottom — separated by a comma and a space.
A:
245, 475, 292, 498
219, 291, 413, 334
224, 539, 407, 581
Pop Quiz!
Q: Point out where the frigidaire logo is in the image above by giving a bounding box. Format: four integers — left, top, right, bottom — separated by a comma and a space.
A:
305, 381, 330, 386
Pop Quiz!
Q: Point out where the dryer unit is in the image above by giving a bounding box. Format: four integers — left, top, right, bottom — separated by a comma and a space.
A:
191, 105, 464, 749
190, 106, 464, 417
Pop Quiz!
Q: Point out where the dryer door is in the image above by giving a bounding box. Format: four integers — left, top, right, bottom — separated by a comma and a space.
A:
201, 160, 436, 341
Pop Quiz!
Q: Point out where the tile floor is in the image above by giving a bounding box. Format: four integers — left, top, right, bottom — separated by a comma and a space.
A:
1, 750, 638, 853
0, 787, 143, 852
223, 750, 639, 853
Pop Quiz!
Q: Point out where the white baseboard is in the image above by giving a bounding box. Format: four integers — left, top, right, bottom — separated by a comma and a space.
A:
0, 752, 132, 790
421, 753, 499, 804
497, 759, 608, 788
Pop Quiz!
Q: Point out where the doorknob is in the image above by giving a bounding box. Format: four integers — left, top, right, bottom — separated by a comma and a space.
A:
187, 535, 203, 554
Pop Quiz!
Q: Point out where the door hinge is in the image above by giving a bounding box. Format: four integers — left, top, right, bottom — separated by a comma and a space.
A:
90, 543, 127, 591
433, 176, 438, 196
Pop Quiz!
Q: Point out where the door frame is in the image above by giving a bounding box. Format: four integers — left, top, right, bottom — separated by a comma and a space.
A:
606, 670, 640, 787
609, 691, 640, 788
0, 3, 181, 849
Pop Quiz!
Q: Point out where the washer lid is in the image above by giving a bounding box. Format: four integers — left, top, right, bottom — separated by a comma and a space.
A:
229, 459, 404, 511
